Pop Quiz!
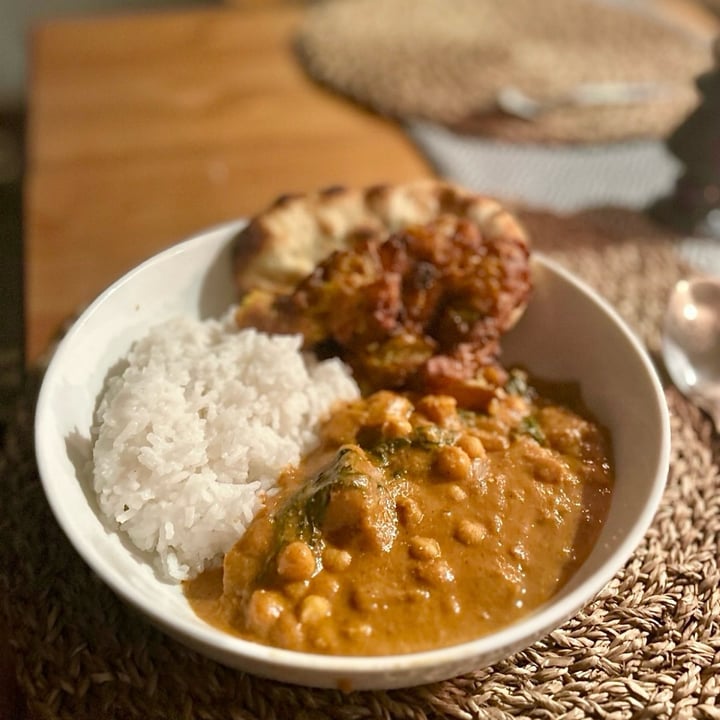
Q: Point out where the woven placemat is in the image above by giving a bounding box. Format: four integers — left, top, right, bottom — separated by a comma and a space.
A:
295, 0, 713, 144
2, 208, 720, 719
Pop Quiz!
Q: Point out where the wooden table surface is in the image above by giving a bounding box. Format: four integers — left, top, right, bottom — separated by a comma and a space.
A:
24, 4, 432, 366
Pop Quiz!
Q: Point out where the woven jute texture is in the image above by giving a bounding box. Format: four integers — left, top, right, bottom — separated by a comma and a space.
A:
2, 208, 720, 719
295, 0, 713, 144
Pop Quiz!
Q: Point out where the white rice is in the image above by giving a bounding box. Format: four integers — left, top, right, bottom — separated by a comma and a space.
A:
92, 311, 359, 581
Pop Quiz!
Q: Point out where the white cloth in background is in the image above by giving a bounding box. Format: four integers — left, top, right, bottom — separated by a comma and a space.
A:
408, 120, 681, 212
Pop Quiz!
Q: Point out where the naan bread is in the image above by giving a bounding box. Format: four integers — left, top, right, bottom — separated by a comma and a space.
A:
233, 180, 529, 297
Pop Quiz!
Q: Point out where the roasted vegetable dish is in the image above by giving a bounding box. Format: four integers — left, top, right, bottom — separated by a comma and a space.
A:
235, 216, 530, 405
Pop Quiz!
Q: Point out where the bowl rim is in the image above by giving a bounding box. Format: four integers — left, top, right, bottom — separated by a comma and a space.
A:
34, 220, 671, 686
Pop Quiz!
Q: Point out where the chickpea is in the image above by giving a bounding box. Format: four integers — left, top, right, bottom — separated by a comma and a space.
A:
283, 580, 310, 602
475, 432, 508, 452
396, 496, 423, 527
299, 594, 332, 625
457, 434, 486, 460
309, 572, 341, 598
378, 393, 414, 437
269, 609, 304, 650
277, 541, 316, 581
416, 395, 458, 425
454, 519, 488, 546
447, 484, 468, 502
245, 590, 286, 636
365, 391, 412, 429
408, 536, 441, 561
322, 547, 352, 573
531, 455, 567, 484
435, 445, 471, 482
414, 559, 455, 587
383, 416, 413, 438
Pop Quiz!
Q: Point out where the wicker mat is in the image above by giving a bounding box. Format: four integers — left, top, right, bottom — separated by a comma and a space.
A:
295, 0, 713, 144
2, 208, 720, 720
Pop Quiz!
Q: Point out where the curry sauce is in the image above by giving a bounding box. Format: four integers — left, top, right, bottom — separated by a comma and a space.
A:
185, 372, 613, 655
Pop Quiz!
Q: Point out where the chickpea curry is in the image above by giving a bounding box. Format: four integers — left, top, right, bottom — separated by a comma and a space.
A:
185, 199, 614, 656
186, 372, 613, 655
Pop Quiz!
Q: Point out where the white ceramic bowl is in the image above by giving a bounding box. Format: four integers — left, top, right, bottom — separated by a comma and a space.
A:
35, 221, 670, 691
